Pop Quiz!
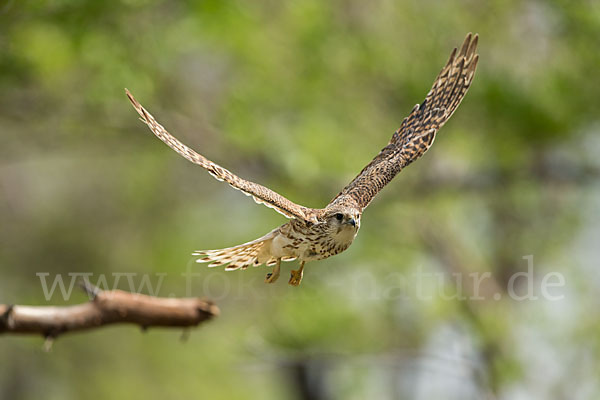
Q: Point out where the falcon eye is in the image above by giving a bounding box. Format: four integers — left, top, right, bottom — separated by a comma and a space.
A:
335, 213, 344, 221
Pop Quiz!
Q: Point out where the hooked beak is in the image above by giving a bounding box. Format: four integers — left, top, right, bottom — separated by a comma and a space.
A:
348, 218, 356, 227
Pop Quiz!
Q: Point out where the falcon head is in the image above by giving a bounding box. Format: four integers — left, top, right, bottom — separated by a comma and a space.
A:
323, 207, 361, 232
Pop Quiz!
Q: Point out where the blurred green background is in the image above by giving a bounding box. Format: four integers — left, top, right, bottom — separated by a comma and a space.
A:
1, 0, 600, 399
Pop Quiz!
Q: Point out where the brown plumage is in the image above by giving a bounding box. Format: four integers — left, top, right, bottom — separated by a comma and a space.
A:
126, 33, 479, 286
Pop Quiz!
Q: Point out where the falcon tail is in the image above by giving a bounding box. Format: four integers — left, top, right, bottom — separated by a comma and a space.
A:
193, 229, 295, 270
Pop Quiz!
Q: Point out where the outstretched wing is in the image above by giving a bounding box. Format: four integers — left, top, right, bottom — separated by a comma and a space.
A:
330, 33, 479, 211
126, 90, 318, 223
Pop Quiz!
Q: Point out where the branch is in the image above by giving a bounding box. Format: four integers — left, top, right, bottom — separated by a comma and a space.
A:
0, 282, 219, 341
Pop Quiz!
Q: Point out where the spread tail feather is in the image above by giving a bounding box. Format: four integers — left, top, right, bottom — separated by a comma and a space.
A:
193, 229, 296, 270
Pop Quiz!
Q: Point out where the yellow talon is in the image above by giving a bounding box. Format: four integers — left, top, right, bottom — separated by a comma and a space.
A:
288, 261, 305, 286
264, 258, 281, 284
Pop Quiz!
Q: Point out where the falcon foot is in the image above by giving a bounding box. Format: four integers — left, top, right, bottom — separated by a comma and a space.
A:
265, 259, 281, 284
264, 271, 279, 284
288, 262, 305, 286
288, 270, 303, 286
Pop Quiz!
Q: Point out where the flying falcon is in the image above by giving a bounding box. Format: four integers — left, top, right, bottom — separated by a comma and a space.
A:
127, 33, 479, 286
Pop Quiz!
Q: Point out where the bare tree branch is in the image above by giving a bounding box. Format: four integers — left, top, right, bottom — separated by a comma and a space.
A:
0, 282, 219, 341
